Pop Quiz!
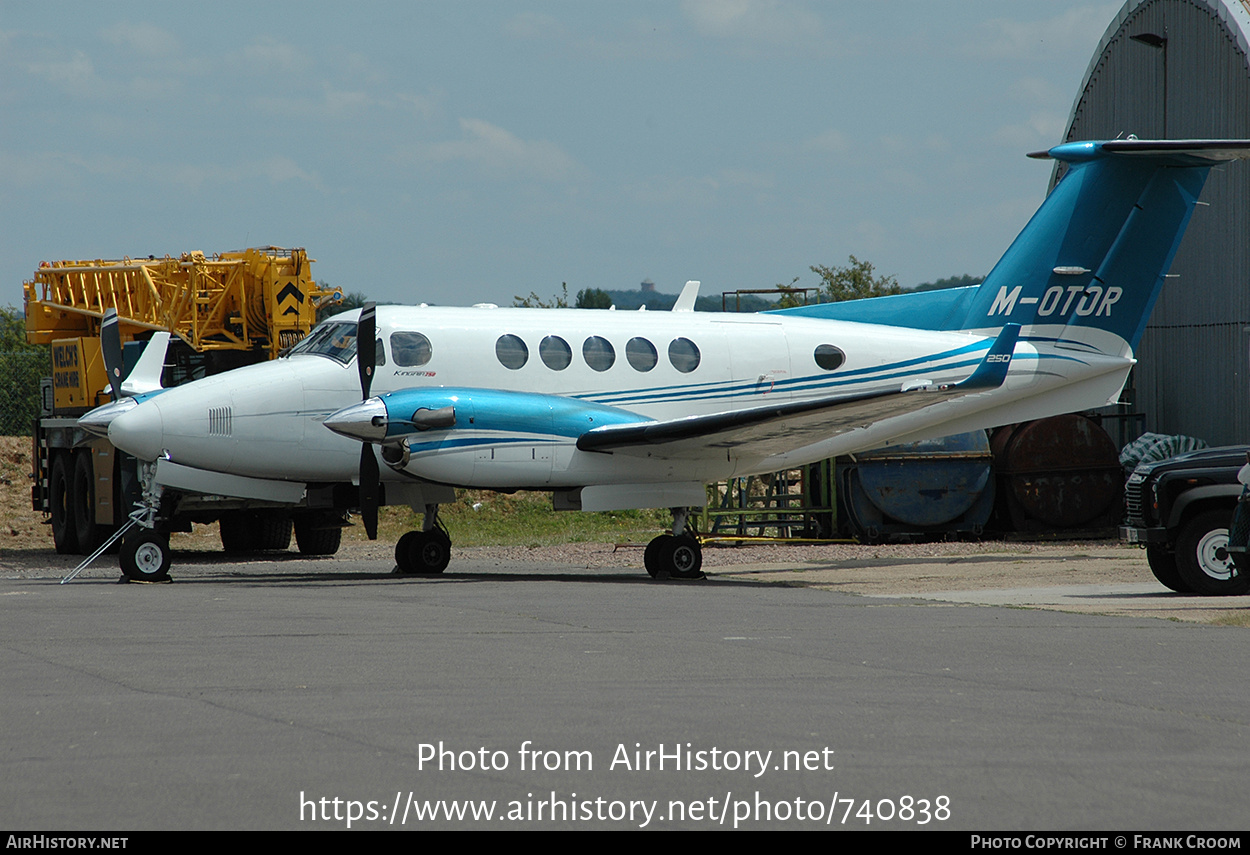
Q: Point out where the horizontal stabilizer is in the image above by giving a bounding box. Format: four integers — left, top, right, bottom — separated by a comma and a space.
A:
1031, 139, 1250, 165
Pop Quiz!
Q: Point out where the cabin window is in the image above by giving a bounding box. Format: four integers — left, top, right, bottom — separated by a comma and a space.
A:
390, 331, 431, 367
376, 339, 386, 366
813, 344, 845, 371
289, 321, 357, 364
626, 337, 657, 372
668, 338, 700, 373
496, 334, 529, 370
582, 336, 615, 372
540, 335, 572, 370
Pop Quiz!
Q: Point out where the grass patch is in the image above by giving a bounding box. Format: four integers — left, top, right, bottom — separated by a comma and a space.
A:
1210, 612, 1250, 628
354, 490, 672, 547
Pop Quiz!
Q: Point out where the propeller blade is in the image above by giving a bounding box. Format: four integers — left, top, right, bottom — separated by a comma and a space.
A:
357, 302, 376, 400
101, 308, 124, 400
359, 443, 380, 540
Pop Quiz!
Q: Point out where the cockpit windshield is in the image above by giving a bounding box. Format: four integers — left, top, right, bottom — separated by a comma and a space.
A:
289, 321, 358, 364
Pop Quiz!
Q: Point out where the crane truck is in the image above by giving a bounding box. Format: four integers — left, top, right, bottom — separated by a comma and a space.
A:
25, 247, 345, 557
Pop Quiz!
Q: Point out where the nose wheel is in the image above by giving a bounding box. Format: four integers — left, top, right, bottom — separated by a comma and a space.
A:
644, 507, 705, 580
120, 530, 172, 582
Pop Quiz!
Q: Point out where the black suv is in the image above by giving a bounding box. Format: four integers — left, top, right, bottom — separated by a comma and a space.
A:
1120, 445, 1250, 595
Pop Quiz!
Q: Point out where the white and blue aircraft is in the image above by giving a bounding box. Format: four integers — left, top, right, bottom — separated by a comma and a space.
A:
80, 139, 1250, 582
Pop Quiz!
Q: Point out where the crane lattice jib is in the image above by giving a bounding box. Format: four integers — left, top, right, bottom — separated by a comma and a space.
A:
23, 247, 339, 359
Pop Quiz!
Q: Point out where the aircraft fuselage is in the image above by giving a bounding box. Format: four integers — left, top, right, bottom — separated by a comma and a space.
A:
106, 303, 1127, 495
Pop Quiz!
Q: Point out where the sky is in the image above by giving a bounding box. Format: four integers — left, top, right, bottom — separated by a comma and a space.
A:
0, 1, 1124, 309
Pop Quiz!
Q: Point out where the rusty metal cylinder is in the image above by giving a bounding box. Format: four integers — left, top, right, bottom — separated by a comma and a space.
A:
991, 414, 1121, 529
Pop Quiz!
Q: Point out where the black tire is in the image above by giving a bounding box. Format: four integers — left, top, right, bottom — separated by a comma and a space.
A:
120, 530, 172, 582
219, 511, 256, 553
644, 534, 705, 580
49, 453, 79, 555
295, 514, 342, 556
394, 531, 419, 573
253, 512, 293, 551
1175, 509, 1250, 596
1145, 545, 1190, 593
72, 452, 98, 555
665, 533, 705, 580
396, 530, 451, 574
643, 535, 670, 579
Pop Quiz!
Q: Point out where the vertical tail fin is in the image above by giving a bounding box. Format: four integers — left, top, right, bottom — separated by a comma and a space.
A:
962, 140, 1250, 355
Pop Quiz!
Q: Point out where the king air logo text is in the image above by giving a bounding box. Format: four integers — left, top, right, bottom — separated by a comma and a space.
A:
988, 284, 1122, 318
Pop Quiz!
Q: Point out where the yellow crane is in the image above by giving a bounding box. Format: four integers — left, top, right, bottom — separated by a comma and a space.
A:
26, 247, 343, 554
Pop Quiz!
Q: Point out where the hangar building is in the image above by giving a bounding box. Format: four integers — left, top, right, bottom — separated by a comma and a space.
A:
1060, 0, 1250, 446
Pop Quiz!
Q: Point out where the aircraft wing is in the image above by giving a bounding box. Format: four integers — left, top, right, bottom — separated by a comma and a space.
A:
576, 324, 1019, 459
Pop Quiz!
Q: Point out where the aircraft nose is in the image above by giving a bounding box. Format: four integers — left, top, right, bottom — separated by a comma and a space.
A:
323, 398, 388, 443
78, 398, 138, 438
108, 401, 166, 461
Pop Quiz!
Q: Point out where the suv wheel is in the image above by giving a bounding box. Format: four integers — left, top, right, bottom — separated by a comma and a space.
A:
1145, 545, 1190, 593
1175, 510, 1250, 596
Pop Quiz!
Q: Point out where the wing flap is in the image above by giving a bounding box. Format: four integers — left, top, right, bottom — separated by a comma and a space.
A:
577, 325, 1019, 459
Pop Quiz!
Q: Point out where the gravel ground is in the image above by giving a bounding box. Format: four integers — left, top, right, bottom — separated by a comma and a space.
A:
6, 437, 1247, 625
6, 533, 1247, 625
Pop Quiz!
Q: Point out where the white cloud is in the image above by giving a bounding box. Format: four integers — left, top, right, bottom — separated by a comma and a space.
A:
419, 118, 586, 183
979, 5, 1119, 60
23, 50, 102, 97
993, 112, 1070, 148
238, 37, 311, 75
100, 22, 181, 58
681, 0, 825, 46
0, 148, 319, 192
800, 129, 850, 154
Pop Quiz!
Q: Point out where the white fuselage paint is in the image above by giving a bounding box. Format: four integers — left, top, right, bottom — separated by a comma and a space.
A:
107, 305, 1131, 494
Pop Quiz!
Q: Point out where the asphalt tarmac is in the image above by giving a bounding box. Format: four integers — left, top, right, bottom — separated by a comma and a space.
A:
3, 553, 1248, 831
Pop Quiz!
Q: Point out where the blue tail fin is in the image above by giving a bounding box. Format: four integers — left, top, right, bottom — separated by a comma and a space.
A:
770, 140, 1250, 354
961, 140, 1250, 354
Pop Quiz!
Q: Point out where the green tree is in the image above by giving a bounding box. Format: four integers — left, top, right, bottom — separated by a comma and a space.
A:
914, 273, 983, 292
0, 305, 49, 435
514, 283, 569, 308
575, 287, 613, 309
774, 276, 805, 309
811, 255, 902, 302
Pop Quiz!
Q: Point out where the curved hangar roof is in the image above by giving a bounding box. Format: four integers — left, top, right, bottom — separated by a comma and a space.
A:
1060, 0, 1250, 447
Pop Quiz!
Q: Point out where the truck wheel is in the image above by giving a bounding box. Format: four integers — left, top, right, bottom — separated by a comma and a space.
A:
1175, 509, 1250, 596
49, 453, 79, 555
1145, 545, 1190, 593
72, 452, 98, 555
294, 514, 342, 556
219, 512, 256, 553
253, 512, 293, 551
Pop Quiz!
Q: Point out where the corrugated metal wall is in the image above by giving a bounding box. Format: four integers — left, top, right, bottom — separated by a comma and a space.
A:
1063, 0, 1250, 446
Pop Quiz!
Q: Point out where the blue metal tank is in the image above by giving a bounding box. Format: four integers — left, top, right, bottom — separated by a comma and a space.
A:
840, 430, 995, 541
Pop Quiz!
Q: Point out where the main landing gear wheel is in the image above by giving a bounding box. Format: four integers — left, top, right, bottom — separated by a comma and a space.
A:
1175, 510, 1250, 596
120, 530, 172, 582
644, 533, 704, 580
395, 529, 452, 575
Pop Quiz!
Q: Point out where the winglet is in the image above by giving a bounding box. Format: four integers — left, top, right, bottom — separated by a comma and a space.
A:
120, 332, 170, 396
954, 324, 1019, 391
673, 280, 700, 312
